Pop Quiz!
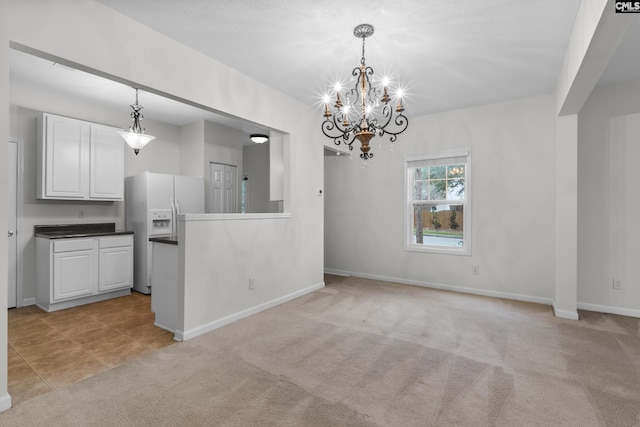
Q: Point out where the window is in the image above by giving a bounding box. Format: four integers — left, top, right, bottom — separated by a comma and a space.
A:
405, 150, 471, 255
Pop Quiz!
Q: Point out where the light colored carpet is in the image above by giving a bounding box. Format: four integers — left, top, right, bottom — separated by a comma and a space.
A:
1, 274, 639, 426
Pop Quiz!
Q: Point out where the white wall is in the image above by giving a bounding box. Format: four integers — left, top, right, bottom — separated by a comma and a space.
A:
325, 95, 557, 302
178, 212, 323, 340
179, 120, 205, 177
0, 2, 10, 411
578, 80, 640, 316
554, 114, 578, 319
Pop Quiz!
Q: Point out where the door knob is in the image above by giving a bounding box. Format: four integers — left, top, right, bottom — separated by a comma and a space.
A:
8, 230, 14, 237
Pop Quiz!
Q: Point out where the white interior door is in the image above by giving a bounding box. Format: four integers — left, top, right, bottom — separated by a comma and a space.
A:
209, 163, 237, 213
8, 140, 18, 308
224, 165, 237, 213
209, 163, 224, 213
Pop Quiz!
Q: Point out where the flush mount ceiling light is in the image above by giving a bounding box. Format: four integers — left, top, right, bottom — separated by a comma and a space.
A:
250, 134, 269, 144
321, 24, 409, 166
118, 88, 156, 155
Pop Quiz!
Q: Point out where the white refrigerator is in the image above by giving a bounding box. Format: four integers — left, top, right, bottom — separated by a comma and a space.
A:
125, 172, 205, 294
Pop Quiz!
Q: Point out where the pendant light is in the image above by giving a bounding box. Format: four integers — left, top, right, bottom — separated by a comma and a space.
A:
118, 88, 155, 155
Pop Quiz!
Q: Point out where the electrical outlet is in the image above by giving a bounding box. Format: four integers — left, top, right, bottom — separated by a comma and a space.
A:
613, 278, 623, 290
79, 210, 85, 218
472, 265, 480, 275
249, 277, 255, 290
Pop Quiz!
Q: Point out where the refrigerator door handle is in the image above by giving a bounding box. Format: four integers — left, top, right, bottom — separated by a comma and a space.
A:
173, 199, 182, 238
170, 198, 177, 239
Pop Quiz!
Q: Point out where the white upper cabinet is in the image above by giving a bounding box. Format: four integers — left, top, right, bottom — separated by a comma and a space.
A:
90, 124, 125, 200
39, 114, 90, 199
37, 113, 124, 201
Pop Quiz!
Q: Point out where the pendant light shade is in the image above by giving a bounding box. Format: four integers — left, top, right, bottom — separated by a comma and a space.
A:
119, 132, 155, 154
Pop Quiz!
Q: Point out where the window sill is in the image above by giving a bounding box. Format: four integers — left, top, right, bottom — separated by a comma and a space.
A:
404, 244, 471, 256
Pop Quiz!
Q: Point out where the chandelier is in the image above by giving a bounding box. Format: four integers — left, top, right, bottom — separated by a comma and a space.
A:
321, 24, 408, 164
118, 88, 155, 155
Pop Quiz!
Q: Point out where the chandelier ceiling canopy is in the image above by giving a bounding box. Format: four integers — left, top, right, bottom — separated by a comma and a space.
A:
321, 24, 409, 166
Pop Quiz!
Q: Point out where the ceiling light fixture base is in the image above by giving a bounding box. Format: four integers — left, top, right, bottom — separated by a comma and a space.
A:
250, 134, 269, 144
353, 24, 374, 39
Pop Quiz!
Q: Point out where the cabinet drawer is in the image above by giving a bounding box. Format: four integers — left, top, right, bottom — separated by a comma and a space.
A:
99, 235, 132, 249
53, 238, 95, 253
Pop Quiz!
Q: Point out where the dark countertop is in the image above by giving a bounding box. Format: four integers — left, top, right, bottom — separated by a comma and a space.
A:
35, 223, 133, 239
149, 237, 178, 245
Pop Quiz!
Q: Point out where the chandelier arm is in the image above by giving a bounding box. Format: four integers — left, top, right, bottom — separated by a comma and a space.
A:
322, 117, 357, 149
372, 103, 395, 131
364, 66, 374, 78
369, 104, 409, 141
376, 112, 409, 143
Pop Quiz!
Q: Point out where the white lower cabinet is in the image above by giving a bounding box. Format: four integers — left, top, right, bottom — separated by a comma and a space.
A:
99, 237, 134, 292
53, 239, 97, 301
37, 235, 133, 312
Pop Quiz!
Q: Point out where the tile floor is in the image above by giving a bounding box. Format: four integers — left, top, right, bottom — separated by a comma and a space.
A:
7, 292, 175, 406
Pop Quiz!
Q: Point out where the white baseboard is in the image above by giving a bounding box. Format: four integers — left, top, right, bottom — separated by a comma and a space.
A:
325, 269, 554, 307
0, 393, 12, 413
552, 302, 580, 320
324, 269, 350, 277
176, 281, 325, 341
578, 302, 640, 319
21, 297, 35, 307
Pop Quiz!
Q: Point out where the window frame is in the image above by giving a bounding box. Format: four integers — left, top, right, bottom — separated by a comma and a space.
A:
404, 149, 472, 256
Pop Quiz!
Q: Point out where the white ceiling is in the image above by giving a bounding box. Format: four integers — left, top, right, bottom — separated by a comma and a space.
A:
10, 0, 640, 129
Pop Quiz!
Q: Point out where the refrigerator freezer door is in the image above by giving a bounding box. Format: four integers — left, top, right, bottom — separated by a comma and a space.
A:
146, 173, 174, 211
145, 173, 174, 236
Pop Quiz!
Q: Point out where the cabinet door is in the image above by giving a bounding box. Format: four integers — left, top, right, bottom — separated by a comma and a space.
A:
53, 248, 97, 301
99, 245, 133, 292
44, 115, 90, 199
90, 124, 125, 200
